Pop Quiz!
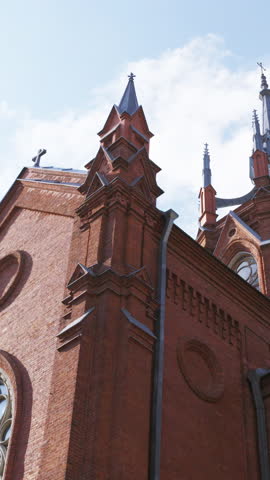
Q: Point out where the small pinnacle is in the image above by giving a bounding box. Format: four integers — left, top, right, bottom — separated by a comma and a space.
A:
253, 109, 259, 122
202, 143, 211, 187
204, 143, 209, 155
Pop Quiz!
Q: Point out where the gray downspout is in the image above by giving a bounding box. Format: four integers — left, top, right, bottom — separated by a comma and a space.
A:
150, 209, 178, 480
248, 369, 270, 480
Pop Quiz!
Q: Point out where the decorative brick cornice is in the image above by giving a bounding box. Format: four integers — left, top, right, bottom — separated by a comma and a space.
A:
169, 224, 270, 324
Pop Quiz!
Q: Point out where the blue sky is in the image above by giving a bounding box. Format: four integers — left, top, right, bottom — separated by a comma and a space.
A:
1, 0, 270, 235
0, 0, 268, 114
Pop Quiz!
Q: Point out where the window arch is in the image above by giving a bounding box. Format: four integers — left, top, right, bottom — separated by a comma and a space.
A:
229, 252, 259, 290
0, 372, 13, 480
0, 350, 24, 480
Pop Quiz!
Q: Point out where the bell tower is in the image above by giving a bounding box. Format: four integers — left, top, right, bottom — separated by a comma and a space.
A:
37, 74, 175, 480
197, 67, 270, 296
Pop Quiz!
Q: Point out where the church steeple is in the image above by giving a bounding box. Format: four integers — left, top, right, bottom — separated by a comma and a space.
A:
202, 143, 212, 187
249, 65, 270, 183
79, 74, 162, 205
198, 144, 217, 233
117, 73, 139, 115
197, 65, 270, 252
259, 70, 270, 150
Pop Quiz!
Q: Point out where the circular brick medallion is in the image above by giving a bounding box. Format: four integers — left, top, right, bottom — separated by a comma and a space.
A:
228, 228, 236, 237
177, 337, 224, 402
0, 251, 24, 307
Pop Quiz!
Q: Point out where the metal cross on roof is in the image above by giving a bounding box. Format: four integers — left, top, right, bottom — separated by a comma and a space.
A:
257, 62, 266, 74
32, 148, 47, 167
128, 72, 136, 80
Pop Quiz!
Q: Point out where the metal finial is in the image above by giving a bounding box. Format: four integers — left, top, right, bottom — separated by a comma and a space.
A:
32, 148, 47, 167
257, 62, 269, 89
128, 72, 136, 80
204, 143, 209, 154
257, 62, 266, 74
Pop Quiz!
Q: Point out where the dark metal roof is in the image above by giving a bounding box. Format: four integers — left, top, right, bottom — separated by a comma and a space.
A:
216, 188, 255, 209
117, 73, 139, 115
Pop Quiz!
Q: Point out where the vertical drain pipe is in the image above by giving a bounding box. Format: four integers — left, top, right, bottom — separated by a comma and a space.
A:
248, 369, 270, 480
150, 209, 178, 480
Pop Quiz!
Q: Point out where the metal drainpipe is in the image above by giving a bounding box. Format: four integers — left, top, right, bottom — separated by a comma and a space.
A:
248, 369, 270, 480
150, 209, 178, 480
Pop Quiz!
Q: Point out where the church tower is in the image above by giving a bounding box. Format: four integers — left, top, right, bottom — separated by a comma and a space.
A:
197, 68, 270, 297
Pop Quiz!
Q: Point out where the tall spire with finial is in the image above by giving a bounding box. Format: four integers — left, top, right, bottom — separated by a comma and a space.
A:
79, 73, 161, 204
252, 110, 263, 152
202, 143, 212, 187
258, 61, 269, 90
117, 73, 139, 115
198, 143, 217, 233
257, 62, 270, 142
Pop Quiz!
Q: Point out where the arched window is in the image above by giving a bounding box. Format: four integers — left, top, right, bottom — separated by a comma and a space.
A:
0, 373, 12, 480
229, 252, 259, 290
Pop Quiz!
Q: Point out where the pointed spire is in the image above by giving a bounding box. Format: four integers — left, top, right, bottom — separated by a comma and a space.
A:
252, 110, 263, 151
257, 62, 268, 90
202, 143, 212, 187
199, 144, 217, 229
257, 63, 270, 139
261, 72, 269, 90
117, 73, 139, 115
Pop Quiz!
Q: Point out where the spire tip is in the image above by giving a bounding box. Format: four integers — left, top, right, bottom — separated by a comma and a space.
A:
257, 62, 269, 90
117, 73, 139, 115
202, 143, 212, 187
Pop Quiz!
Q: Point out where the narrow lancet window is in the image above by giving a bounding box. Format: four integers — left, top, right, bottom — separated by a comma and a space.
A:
0, 373, 12, 480
230, 252, 259, 290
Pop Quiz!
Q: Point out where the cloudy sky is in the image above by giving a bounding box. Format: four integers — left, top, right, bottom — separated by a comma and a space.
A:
1, 0, 270, 236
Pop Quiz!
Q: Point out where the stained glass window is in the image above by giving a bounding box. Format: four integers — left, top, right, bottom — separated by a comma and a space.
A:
230, 253, 259, 290
0, 375, 12, 480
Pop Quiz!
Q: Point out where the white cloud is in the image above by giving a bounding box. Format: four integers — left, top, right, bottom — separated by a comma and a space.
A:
0, 34, 266, 236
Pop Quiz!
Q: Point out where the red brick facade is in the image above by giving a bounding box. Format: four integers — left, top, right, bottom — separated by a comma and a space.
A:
0, 77, 270, 480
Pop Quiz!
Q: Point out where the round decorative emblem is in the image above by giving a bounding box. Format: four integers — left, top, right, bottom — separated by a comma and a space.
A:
228, 228, 236, 237
0, 251, 24, 307
177, 337, 224, 403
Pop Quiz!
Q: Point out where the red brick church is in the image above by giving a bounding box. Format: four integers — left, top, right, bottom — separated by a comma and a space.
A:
0, 70, 270, 480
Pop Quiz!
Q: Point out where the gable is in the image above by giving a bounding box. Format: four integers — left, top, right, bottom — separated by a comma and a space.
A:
214, 211, 261, 262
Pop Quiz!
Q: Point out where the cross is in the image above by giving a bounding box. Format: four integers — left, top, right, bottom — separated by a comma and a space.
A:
257, 62, 266, 74
128, 72, 136, 80
32, 148, 47, 167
